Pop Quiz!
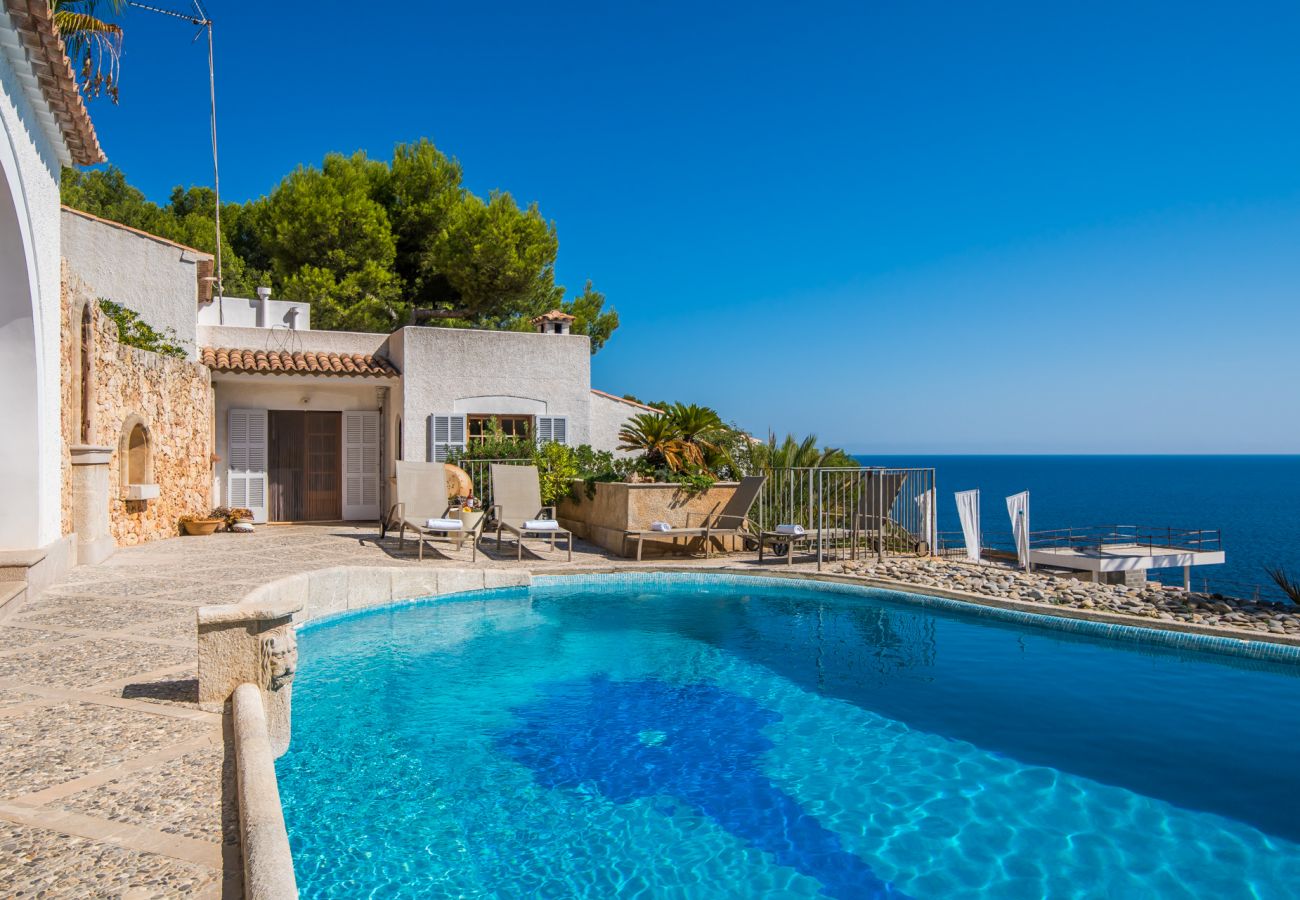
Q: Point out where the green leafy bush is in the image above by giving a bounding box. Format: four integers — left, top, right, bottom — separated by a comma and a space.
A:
98, 299, 186, 358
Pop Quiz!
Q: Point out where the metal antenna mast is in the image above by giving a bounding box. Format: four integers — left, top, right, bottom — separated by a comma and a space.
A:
126, 1, 223, 310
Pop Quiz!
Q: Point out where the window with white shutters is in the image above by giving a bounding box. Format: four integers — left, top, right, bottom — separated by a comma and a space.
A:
428, 414, 466, 462
227, 409, 268, 523
342, 411, 381, 520
536, 416, 568, 446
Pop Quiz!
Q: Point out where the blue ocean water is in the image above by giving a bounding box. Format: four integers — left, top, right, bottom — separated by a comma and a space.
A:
277, 577, 1300, 899
860, 455, 1300, 598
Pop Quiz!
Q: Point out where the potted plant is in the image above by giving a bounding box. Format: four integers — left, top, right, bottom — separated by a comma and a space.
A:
229, 507, 255, 533
179, 514, 223, 536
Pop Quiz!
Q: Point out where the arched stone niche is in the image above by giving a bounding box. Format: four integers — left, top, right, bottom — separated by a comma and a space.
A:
119, 413, 160, 502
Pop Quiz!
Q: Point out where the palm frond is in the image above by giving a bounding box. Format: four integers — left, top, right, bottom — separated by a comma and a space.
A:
1265, 566, 1300, 603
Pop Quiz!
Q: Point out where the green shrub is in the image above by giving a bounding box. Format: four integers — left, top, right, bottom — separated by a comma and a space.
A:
98, 299, 186, 358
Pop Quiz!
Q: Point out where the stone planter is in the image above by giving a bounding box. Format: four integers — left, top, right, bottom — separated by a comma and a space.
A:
557, 480, 744, 558
181, 518, 224, 536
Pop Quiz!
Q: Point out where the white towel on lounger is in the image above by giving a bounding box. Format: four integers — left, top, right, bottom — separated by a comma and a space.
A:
425, 518, 463, 531
775, 524, 805, 536
523, 519, 559, 531
649, 521, 672, 532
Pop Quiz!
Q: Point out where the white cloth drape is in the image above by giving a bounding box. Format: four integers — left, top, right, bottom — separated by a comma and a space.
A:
1006, 491, 1030, 569
955, 489, 981, 563
916, 489, 934, 549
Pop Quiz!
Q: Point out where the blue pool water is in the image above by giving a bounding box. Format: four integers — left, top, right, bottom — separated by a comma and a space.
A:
277, 576, 1300, 898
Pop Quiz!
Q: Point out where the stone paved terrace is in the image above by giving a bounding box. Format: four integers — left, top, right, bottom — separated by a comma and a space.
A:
2, 524, 1296, 898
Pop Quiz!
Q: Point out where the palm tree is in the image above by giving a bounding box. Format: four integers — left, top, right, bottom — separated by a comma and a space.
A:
618, 413, 700, 472
666, 403, 733, 473
51, 0, 124, 102
750, 433, 856, 471
1265, 566, 1300, 603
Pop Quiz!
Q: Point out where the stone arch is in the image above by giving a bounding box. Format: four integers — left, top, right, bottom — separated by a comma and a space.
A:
71, 296, 96, 444
0, 128, 45, 548
118, 414, 154, 488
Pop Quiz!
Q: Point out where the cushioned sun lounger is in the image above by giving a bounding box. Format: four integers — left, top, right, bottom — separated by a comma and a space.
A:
490, 464, 574, 561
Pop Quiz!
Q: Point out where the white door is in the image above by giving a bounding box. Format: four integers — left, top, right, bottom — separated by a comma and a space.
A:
228, 408, 268, 523
343, 410, 381, 520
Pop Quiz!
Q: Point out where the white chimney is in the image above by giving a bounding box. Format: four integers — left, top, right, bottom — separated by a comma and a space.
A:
255, 286, 271, 328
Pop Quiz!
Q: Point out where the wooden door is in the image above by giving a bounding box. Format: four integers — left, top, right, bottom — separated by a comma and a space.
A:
269, 411, 341, 521
305, 412, 341, 520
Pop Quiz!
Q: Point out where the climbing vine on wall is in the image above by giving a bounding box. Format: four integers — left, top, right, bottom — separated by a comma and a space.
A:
97, 299, 186, 359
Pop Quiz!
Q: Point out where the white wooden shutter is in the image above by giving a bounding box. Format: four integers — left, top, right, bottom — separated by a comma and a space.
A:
227, 408, 268, 523
536, 416, 568, 445
343, 411, 381, 520
428, 414, 466, 462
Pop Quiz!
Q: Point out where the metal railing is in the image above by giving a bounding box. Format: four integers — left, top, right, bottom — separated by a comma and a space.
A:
444, 457, 532, 513
755, 467, 938, 567
1028, 525, 1223, 554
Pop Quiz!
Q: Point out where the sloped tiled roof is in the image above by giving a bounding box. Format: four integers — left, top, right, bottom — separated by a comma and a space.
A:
531, 309, 576, 324
201, 347, 399, 378
590, 389, 661, 412
3, 0, 104, 165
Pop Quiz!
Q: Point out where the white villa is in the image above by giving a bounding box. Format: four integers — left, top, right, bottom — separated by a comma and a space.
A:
63, 206, 655, 529
0, 1, 651, 609
195, 293, 651, 524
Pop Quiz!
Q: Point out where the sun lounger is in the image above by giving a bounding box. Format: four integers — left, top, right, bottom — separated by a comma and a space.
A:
395, 461, 482, 561
699, 475, 765, 553
623, 524, 710, 561
490, 464, 574, 561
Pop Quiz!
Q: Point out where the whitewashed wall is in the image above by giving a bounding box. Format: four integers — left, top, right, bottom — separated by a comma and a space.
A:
60, 208, 205, 357
0, 33, 65, 549
589, 391, 658, 458
390, 326, 592, 461
196, 296, 311, 330
198, 324, 387, 356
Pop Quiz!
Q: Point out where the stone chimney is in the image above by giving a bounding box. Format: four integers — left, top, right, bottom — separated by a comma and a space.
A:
531, 309, 575, 335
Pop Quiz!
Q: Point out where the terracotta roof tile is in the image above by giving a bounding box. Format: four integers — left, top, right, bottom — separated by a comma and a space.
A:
200, 347, 399, 378
531, 309, 576, 324
4, 0, 104, 165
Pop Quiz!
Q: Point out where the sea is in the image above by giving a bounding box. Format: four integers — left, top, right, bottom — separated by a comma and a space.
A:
854, 455, 1300, 602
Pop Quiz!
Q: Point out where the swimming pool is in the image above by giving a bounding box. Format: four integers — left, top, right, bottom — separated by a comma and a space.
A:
277, 574, 1300, 898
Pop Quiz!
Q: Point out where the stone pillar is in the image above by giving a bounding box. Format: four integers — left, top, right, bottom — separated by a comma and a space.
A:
198, 594, 302, 757
69, 444, 116, 565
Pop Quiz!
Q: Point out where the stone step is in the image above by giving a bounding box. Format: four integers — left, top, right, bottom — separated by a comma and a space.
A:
0, 580, 26, 622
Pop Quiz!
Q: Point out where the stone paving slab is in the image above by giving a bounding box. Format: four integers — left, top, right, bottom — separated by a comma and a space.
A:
0, 818, 221, 898
53, 743, 236, 846
0, 638, 194, 689
0, 625, 79, 654
14, 598, 194, 633
0, 700, 212, 798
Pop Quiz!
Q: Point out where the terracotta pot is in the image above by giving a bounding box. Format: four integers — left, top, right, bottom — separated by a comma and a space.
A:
181, 518, 223, 536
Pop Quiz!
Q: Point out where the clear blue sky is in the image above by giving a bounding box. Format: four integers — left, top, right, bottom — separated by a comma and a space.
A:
87, 1, 1300, 453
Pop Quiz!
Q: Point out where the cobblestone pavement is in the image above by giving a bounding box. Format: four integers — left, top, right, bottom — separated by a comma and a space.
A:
0, 524, 692, 898
3, 524, 1291, 898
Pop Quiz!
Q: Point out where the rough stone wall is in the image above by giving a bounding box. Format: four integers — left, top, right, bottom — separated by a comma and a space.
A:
61, 269, 213, 546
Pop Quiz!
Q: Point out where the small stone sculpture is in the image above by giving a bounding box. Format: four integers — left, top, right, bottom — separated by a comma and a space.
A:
260, 631, 298, 691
